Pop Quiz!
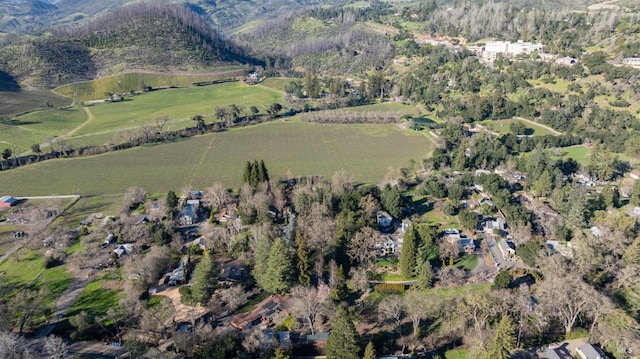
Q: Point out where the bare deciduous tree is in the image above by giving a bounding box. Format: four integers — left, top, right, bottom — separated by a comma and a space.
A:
0, 331, 26, 359
44, 335, 68, 359
290, 283, 331, 335
378, 295, 403, 334
217, 285, 251, 312
346, 227, 380, 268
202, 182, 231, 211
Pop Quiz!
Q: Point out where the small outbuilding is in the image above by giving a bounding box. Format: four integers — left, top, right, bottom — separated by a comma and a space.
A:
0, 195, 17, 208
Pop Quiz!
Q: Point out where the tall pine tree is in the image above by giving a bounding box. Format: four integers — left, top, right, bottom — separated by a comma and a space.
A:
243, 161, 252, 184
363, 341, 375, 359
483, 315, 516, 359
262, 238, 293, 294
326, 307, 361, 359
260, 159, 270, 182
295, 232, 311, 287
400, 226, 417, 279
190, 252, 218, 304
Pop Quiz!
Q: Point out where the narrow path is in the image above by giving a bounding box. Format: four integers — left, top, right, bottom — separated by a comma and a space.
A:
514, 117, 562, 136
65, 107, 95, 138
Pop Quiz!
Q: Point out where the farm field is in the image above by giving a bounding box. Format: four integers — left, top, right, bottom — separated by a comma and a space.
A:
53, 70, 244, 101
345, 102, 420, 115
0, 81, 283, 153
259, 77, 296, 92
0, 121, 435, 195
0, 90, 72, 118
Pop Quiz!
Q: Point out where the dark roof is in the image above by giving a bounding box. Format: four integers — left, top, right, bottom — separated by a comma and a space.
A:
0, 196, 17, 205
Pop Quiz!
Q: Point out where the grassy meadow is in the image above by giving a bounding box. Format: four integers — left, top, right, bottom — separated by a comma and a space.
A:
0, 81, 283, 153
54, 70, 244, 101
479, 118, 559, 136
0, 120, 435, 195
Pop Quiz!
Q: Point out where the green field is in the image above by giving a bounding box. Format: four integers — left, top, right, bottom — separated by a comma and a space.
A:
66, 279, 122, 318
259, 78, 296, 92
345, 102, 419, 115
0, 108, 87, 153
0, 121, 435, 195
54, 70, 244, 101
0, 82, 283, 153
479, 118, 559, 136
0, 90, 72, 118
558, 145, 639, 166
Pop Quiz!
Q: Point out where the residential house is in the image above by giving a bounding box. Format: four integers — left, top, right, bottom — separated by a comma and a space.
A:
401, 219, 411, 233
180, 204, 198, 226
545, 240, 573, 258
219, 260, 249, 284
0, 195, 17, 208
113, 243, 134, 258
576, 343, 609, 359
136, 214, 150, 225
230, 295, 289, 330
484, 218, 507, 233
377, 211, 393, 228
214, 204, 238, 223
163, 255, 189, 286
444, 228, 461, 242
498, 240, 516, 259
458, 238, 476, 254
376, 235, 396, 256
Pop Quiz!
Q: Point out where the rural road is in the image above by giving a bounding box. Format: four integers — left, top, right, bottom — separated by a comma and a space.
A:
35, 277, 90, 338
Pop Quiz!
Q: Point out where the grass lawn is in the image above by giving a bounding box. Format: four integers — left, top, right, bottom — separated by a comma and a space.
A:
0, 121, 434, 195
423, 208, 459, 228
66, 279, 122, 318
444, 349, 469, 359
54, 70, 244, 101
259, 78, 296, 92
0, 108, 87, 153
0, 248, 71, 299
0, 90, 72, 118
454, 254, 479, 271
479, 118, 559, 136
556, 145, 639, 166
0, 223, 20, 256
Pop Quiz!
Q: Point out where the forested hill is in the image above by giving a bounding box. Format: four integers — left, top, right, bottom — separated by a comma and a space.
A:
0, 3, 254, 89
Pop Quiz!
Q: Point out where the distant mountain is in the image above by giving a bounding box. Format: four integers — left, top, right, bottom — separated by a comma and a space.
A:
0, 3, 254, 88
0, 0, 350, 34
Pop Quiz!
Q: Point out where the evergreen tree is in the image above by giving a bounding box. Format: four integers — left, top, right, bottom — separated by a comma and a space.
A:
166, 190, 178, 209
295, 232, 311, 287
243, 161, 253, 184
400, 226, 417, 279
251, 159, 261, 187
418, 261, 433, 289
326, 307, 361, 359
260, 160, 270, 182
484, 315, 516, 359
381, 184, 402, 218
262, 238, 293, 294
252, 237, 273, 290
632, 180, 640, 206
363, 341, 375, 359
600, 183, 619, 209
191, 252, 218, 304
492, 270, 513, 290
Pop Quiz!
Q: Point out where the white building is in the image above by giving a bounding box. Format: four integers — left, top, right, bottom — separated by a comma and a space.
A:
622, 58, 640, 67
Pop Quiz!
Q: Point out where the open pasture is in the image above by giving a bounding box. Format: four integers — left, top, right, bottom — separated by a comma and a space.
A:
0, 121, 435, 195
54, 70, 244, 101
0, 81, 283, 153
478, 118, 560, 136
74, 81, 281, 136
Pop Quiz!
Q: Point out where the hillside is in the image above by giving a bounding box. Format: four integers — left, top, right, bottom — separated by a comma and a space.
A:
0, 3, 252, 88
0, 0, 349, 34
